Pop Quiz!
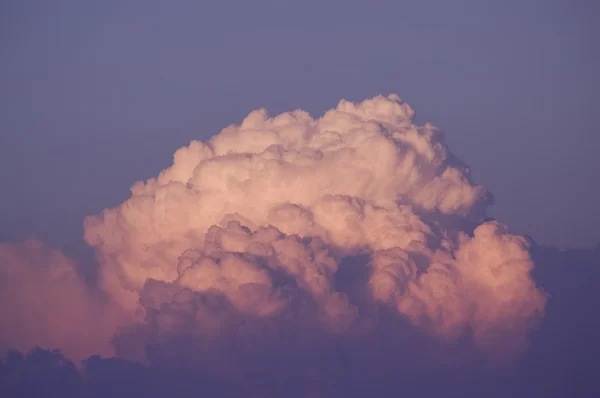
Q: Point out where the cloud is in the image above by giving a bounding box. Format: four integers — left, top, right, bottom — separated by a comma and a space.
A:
78, 94, 546, 360
0, 239, 120, 362
84, 96, 489, 312
1, 95, 547, 376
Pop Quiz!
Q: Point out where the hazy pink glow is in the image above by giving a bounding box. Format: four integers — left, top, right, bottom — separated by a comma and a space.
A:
1, 95, 547, 362
0, 240, 120, 362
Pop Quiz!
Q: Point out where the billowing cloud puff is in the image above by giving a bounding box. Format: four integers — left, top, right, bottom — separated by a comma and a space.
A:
77, 94, 546, 358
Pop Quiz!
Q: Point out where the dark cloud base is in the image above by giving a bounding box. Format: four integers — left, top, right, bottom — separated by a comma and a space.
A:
2, 245, 598, 398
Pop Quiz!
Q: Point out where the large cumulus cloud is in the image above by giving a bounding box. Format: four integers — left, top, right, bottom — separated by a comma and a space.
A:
73, 94, 547, 361
0, 93, 550, 394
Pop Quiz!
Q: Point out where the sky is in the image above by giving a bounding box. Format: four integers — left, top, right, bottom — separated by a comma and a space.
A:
1, 0, 598, 251
1, 1, 599, 397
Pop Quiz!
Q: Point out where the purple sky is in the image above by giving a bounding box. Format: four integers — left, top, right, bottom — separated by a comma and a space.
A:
1, 2, 600, 397
1, 0, 598, 253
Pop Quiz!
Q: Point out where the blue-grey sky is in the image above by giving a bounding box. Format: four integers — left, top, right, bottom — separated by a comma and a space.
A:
1, 0, 598, 250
